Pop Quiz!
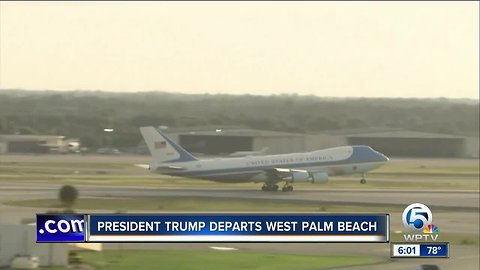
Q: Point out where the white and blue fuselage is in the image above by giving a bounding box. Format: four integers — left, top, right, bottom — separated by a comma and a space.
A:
151, 146, 388, 182
139, 127, 389, 191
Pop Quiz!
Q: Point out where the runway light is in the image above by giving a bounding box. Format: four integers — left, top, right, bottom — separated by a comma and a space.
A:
103, 128, 114, 132
215, 129, 222, 132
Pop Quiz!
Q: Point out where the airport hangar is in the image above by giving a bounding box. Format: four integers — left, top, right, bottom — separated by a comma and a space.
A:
0, 134, 79, 154
165, 127, 478, 158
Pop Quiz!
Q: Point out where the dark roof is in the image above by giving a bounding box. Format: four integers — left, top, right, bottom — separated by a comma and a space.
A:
321, 127, 403, 135
168, 129, 305, 137
165, 125, 248, 133
0, 134, 65, 142
344, 130, 465, 139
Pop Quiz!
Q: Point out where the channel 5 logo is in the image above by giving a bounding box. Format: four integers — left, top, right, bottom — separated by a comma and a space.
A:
402, 203, 432, 231
37, 214, 86, 242
402, 203, 439, 242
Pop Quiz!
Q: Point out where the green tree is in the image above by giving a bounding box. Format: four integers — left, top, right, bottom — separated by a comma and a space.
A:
58, 185, 79, 208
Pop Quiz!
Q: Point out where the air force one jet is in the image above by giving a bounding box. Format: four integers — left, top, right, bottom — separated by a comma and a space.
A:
139, 127, 389, 192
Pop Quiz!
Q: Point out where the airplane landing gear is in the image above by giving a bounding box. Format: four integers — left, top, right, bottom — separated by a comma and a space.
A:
262, 180, 294, 192
281, 184, 293, 192
360, 173, 367, 184
261, 183, 279, 192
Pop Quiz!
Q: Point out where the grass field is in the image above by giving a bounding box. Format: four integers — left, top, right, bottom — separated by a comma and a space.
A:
47, 250, 384, 270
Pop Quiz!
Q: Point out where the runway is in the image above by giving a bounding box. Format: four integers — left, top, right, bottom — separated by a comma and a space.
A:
2, 182, 478, 210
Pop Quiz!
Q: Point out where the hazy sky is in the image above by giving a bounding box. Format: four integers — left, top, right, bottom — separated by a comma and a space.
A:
0, 1, 478, 98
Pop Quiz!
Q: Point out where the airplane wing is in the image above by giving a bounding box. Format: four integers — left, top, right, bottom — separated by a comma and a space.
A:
159, 165, 186, 170
135, 164, 150, 169
135, 164, 186, 170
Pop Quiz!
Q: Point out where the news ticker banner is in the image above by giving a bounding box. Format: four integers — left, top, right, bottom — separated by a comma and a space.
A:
37, 213, 389, 243
391, 243, 449, 258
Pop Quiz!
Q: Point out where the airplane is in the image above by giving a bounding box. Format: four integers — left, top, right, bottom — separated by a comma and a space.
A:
138, 126, 389, 192
228, 147, 269, 157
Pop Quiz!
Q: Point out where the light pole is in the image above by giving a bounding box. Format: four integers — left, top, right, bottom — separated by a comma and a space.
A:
103, 128, 114, 148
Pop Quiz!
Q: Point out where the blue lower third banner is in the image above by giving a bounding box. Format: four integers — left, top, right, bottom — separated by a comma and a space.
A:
37, 213, 389, 243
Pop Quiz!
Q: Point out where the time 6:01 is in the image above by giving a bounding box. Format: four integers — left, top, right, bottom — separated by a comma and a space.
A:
398, 246, 416, 255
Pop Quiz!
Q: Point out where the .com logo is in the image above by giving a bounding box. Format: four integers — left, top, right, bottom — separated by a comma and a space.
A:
37, 214, 85, 242
402, 203, 432, 231
38, 219, 84, 234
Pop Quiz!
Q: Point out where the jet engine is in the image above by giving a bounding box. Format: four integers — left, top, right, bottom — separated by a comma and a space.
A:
287, 170, 311, 182
310, 172, 329, 184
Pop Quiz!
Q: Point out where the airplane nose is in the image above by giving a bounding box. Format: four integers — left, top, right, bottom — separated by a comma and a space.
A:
374, 150, 389, 162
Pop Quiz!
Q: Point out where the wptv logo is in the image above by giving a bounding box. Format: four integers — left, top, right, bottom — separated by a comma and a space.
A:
402, 203, 439, 242
36, 214, 85, 242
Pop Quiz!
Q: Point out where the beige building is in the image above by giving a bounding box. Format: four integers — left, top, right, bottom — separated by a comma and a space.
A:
0, 134, 80, 154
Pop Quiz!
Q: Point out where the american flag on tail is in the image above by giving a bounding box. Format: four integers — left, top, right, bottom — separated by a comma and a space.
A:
154, 141, 167, 149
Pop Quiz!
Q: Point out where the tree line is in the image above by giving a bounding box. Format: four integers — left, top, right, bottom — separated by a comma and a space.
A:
0, 90, 478, 149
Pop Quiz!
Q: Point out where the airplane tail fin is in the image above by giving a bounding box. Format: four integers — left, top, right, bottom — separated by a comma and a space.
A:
139, 126, 198, 163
